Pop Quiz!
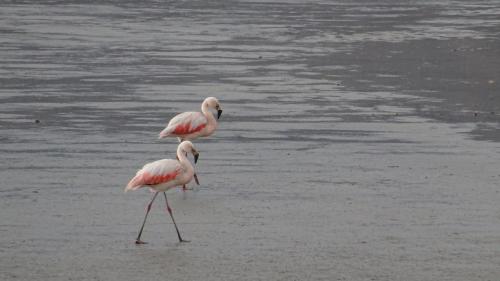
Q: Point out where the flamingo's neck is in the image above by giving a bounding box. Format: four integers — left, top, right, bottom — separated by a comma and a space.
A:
177, 147, 193, 173
201, 102, 217, 129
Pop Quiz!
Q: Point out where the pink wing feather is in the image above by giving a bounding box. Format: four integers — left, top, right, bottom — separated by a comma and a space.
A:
159, 112, 207, 138
125, 159, 182, 192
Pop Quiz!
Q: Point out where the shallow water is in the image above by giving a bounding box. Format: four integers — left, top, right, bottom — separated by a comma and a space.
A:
1, 1, 500, 280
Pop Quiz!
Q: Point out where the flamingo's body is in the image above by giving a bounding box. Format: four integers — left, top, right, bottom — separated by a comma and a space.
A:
159, 97, 222, 141
125, 158, 193, 192
125, 141, 199, 244
158, 97, 222, 189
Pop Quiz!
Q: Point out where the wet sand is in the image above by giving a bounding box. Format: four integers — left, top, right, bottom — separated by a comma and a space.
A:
1, 1, 500, 280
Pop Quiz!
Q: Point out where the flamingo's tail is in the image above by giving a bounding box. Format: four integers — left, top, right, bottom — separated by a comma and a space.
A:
158, 126, 173, 139
124, 174, 145, 192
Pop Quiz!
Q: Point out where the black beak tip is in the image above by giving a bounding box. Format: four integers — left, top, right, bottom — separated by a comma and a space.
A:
194, 153, 199, 163
217, 109, 223, 119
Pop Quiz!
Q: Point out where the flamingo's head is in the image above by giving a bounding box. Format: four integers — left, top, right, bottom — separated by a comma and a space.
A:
179, 140, 200, 163
203, 97, 223, 119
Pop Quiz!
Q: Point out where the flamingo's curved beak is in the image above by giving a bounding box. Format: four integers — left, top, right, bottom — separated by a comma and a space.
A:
217, 109, 223, 119
193, 151, 199, 163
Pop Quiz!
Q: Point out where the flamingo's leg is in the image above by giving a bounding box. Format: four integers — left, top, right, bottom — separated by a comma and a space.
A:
135, 192, 159, 244
162, 192, 189, 243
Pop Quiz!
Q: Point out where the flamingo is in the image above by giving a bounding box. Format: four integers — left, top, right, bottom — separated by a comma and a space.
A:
158, 97, 223, 141
158, 97, 222, 188
125, 141, 199, 244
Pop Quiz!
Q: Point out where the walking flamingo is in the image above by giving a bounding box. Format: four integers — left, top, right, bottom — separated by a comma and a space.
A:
158, 97, 223, 141
158, 97, 222, 188
125, 141, 200, 244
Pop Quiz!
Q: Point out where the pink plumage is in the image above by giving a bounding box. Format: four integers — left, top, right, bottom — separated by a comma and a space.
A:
124, 141, 200, 243
125, 159, 181, 191
124, 142, 198, 193
159, 112, 208, 139
158, 97, 222, 141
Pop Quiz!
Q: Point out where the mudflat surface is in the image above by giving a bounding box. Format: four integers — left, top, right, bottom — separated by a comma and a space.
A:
1, 1, 500, 280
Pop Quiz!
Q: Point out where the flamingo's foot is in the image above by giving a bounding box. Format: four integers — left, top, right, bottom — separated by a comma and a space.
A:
179, 239, 190, 243
135, 240, 147, 245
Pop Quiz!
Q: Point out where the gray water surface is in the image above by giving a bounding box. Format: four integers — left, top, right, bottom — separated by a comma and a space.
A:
1, 1, 500, 280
